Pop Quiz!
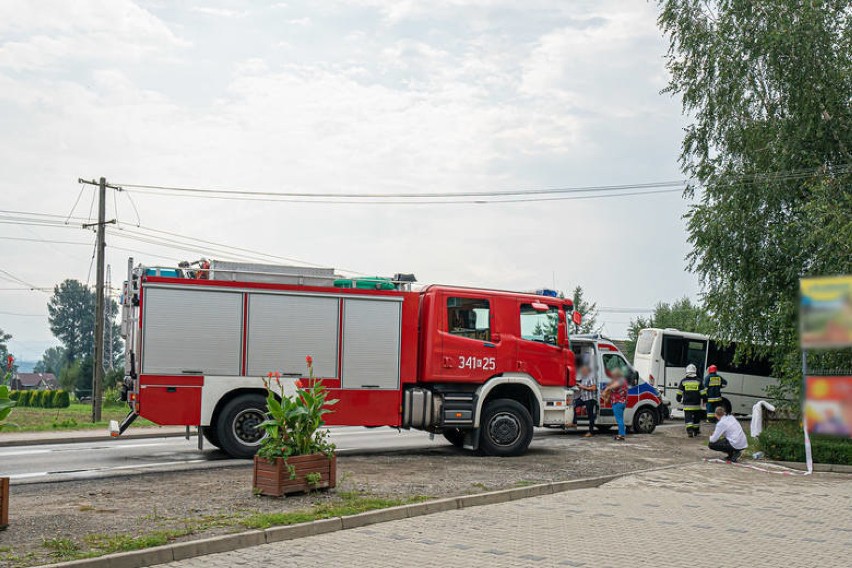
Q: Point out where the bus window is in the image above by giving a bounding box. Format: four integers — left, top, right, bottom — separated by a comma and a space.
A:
686, 340, 707, 370
662, 335, 685, 367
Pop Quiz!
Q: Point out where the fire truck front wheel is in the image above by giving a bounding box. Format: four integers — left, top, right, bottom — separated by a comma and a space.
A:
479, 399, 534, 457
217, 394, 267, 459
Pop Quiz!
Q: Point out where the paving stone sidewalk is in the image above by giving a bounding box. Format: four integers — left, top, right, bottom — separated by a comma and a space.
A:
157, 462, 852, 568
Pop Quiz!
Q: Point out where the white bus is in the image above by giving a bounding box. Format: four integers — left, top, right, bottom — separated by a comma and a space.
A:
632, 328, 779, 416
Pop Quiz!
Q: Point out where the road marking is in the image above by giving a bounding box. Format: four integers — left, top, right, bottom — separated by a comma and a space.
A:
0, 448, 52, 457
9, 471, 49, 479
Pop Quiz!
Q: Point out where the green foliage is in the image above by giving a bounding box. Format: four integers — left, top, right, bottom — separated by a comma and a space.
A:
657, 0, 852, 408
42, 538, 81, 560
102, 386, 123, 408
0, 372, 16, 429
35, 346, 66, 375
624, 297, 712, 360
571, 286, 600, 334
48, 279, 123, 364
0, 328, 13, 373
53, 389, 71, 408
758, 423, 852, 465
257, 359, 337, 462
7, 389, 72, 408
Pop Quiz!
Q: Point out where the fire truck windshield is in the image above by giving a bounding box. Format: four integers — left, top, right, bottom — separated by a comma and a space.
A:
520, 303, 559, 345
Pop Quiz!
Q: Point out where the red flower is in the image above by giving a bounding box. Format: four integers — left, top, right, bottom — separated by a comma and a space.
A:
6, 355, 13, 371
294, 379, 306, 389
305, 355, 313, 367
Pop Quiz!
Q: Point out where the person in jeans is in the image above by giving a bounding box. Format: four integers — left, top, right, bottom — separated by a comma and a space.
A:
708, 406, 748, 462
603, 369, 629, 440
571, 364, 598, 437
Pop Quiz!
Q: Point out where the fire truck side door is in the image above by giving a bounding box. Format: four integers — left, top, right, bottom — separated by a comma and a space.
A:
516, 302, 564, 386
437, 294, 499, 383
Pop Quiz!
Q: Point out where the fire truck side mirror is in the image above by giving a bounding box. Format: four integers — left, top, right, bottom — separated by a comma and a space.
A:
557, 321, 567, 347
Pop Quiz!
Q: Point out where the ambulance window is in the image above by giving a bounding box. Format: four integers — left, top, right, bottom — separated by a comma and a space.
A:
519, 304, 559, 345
602, 353, 631, 378
447, 297, 491, 341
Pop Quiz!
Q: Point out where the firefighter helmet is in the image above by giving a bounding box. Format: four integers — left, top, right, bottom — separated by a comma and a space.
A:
708, 364, 718, 374
686, 363, 697, 376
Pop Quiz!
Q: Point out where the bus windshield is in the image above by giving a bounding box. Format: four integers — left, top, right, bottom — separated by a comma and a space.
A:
636, 329, 656, 355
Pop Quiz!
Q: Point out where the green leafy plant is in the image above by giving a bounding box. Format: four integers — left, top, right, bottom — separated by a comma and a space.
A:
305, 472, 322, 487
256, 356, 337, 464
0, 356, 17, 430
758, 423, 852, 466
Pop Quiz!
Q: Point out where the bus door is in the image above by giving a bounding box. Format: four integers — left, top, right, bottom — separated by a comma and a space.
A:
661, 335, 707, 407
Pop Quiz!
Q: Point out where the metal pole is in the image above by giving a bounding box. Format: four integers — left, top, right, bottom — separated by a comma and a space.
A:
802, 349, 813, 474
92, 177, 107, 423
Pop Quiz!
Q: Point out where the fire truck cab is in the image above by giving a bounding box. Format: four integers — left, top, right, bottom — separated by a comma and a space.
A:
116, 259, 577, 458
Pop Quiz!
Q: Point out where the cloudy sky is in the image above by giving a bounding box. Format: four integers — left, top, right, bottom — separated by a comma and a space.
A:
0, 0, 695, 362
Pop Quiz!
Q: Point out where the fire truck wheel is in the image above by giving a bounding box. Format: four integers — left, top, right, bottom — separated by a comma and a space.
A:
479, 399, 534, 457
631, 407, 657, 434
442, 428, 465, 448
217, 394, 267, 459
201, 426, 221, 449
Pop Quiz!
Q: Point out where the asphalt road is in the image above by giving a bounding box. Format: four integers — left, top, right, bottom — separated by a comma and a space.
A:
1, 424, 684, 485
0, 427, 452, 485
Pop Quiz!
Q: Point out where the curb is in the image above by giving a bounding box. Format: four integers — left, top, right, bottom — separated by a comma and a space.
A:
0, 430, 187, 448
767, 460, 852, 474
39, 463, 687, 568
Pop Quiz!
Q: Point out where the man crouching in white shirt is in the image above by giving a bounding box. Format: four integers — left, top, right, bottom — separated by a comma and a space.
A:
708, 406, 748, 463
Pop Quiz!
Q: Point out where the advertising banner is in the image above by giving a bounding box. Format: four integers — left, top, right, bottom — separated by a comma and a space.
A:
804, 375, 852, 438
800, 275, 852, 348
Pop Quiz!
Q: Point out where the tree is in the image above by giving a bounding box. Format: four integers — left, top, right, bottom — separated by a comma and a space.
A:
571, 286, 599, 334
34, 346, 66, 375
47, 279, 122, 367
624, 297, 712, 361
0, 327, 13, 372
657, 1, 852, 406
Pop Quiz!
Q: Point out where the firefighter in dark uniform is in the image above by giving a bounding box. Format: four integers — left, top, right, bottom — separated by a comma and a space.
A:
704, 364, 728, 423
677, 364, 706, 438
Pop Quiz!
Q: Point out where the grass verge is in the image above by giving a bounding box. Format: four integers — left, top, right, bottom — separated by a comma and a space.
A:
33, 491, 432, 563
1, 403, 154, 432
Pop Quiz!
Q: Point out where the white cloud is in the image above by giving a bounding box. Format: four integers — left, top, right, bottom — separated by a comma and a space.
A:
0, 0, 188, 71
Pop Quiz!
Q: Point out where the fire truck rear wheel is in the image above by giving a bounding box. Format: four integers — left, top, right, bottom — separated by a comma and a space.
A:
217, 394, 267, 459
479, 399, 533, 457
442, 428, 466, 448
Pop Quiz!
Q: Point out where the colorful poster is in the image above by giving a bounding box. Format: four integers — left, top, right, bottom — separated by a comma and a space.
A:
800, 275, 852, 348
804, 376, 852, 438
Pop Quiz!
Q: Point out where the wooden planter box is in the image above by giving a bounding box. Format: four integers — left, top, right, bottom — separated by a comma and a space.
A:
253, 454, 336, 497
0, 477, 9, 530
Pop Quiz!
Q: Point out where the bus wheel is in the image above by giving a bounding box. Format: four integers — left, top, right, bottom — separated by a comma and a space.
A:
632, 407, 657, 434
442, 428, 465, 448
201, 426, 221, 449
216, 394, 267, 459
479, 399, 533, 457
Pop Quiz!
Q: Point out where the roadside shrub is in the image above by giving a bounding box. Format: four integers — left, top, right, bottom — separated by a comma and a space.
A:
53, 390, 71, 408
17, 390, 31, 407
40, 390, 53, 408
102, 386, 123, 408
9, 390, 20, 401
758, 425, 852, 465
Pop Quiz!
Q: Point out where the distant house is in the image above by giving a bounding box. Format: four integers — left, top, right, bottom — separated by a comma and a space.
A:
10, 372, 60, 391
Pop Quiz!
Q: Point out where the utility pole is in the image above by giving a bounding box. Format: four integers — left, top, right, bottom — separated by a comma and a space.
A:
92, 177, 107, 423
79, 176, 118, 423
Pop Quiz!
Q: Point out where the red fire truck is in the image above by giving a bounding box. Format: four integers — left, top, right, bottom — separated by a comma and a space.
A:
113, 260, 577, 458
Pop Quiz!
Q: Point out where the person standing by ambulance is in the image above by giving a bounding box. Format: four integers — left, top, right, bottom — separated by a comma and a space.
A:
704, 364, 728, 423
677, 364, 706, 438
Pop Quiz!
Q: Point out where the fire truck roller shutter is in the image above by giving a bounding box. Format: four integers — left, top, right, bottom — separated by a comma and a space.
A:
247, 293, 339, 378
142, 287, 242, 376
341, 298, 401, 390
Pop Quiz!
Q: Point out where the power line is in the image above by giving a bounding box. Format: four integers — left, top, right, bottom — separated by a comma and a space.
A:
116, 179, 688, 200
